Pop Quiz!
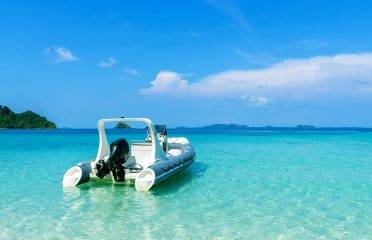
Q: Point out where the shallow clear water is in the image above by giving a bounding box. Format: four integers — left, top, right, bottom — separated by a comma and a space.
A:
0, 129, 371, 239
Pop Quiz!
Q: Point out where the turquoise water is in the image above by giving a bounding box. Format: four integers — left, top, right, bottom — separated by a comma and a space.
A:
0, 129, 371, 239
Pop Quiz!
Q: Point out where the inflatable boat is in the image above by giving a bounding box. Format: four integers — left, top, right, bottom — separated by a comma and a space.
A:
62, 118, 195, 191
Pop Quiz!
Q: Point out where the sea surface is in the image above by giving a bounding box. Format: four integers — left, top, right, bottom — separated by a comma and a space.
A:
0, 129, 371, 239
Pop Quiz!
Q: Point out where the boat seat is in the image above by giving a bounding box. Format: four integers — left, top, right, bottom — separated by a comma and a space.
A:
129, 142, 153, 168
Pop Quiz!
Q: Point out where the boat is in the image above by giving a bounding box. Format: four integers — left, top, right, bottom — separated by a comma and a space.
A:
62, 117, 196, 191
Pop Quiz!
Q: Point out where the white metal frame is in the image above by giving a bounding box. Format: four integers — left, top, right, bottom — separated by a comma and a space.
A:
94, 118, 166, 165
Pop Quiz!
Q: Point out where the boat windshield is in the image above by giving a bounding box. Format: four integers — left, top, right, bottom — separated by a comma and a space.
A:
155, 125, 167, 135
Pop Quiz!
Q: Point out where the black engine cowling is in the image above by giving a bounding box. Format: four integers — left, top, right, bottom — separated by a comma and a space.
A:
95, 138, 130, 182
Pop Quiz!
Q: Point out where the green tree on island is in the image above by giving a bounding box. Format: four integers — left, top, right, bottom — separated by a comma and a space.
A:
115, 122, 131, 129
0, 105, 56, 129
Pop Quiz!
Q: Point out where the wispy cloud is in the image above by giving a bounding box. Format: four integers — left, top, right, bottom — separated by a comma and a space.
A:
141, 52, 372, 105
234, 49, 278, 64
240, 95, 272, 107
44, 46, 78, 63
275, 38, 331, 52
190, 31, 200, 38
294, 38, 330, 48
98, 57, 117, 68
124, 67, 139, 75
206, 0, 250, 31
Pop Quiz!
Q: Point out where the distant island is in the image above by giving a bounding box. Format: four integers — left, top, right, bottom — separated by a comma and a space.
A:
115, 122, 131, 129
173, 124, 372, 132
199, 124, 316, 130
0, 105, 56, 129
111, 123, 371, 132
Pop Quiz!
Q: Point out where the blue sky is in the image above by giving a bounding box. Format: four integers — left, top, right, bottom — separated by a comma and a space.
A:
1, 0, 372, 127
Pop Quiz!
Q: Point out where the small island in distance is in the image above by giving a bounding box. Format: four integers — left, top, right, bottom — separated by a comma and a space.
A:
174, 124, 372, 132
115, 122, 131, 129
0, 105, 56, 129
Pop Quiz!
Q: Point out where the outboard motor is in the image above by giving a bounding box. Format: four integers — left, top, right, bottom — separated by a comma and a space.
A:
96, 138, 130, 182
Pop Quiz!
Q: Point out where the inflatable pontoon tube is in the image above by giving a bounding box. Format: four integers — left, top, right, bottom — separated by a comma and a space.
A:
135, 151, 195, 191
62, 162, 91, 187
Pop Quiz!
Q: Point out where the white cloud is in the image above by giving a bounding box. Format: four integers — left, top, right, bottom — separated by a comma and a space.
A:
98, 57, 117, 68
140, 53, 372, 101
124, 67, 139, 75
44, 46, 78, 63
140, 71, 189, 95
